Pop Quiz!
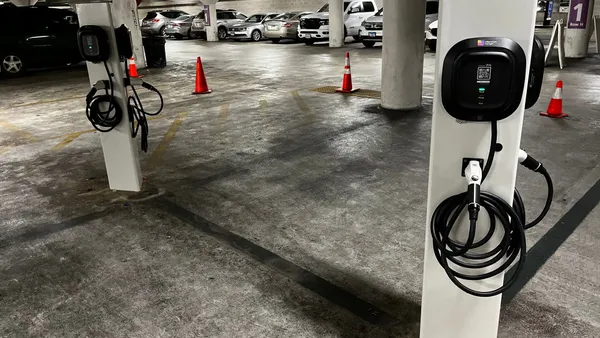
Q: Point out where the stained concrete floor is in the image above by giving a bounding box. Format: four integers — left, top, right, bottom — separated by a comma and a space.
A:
0, 33, 599, 337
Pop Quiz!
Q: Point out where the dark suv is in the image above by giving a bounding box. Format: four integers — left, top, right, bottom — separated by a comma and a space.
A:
0, 5, 81, 77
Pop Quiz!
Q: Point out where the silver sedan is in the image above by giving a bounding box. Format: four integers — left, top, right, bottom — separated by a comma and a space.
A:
264, 12, 313, 43
228, 13, 280, 41
164, 15, 195, 39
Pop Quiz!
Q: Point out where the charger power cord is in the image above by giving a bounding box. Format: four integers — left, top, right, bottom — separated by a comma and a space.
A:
431, 121, 554, 297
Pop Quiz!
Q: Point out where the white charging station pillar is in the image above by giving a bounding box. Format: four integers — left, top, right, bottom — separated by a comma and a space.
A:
329, 0, 345, 47
564, 0, 596, 58
76, 3, 143, 192
111, 0, 146, 69
381, 0, 426, 111
420, 0, 536, 337
204, 0, 219, 42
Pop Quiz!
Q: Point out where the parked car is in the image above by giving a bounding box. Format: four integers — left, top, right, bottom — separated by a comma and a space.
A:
358, 0, 438, 48
359, 7, 383, 47
264, 12, 313, 43
298, 0, 378, 45
164, 14, 195, 39
425, 20, 438, 52
0, 5, 81, 77
141, 10, 189, 36
228, 13, 280, 41
191, 9, 247, 40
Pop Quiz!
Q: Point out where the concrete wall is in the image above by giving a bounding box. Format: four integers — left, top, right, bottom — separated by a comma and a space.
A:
138, 0, 384, 17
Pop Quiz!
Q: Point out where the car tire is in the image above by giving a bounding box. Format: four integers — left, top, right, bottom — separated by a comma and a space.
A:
305, 40, 315, 45
271, 38, 280, 44
251, 29, 262, 42
159, 26, 166, 37
1, 53, 26, 77
362, 41, 376, 48
218, 26, 228, 40
189, 30, 197, 39
353, 35, 361, 42
427, 39, 437, 52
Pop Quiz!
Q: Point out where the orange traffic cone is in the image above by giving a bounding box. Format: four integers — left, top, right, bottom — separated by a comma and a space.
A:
129, 57, 143, 78
540, 80, 567, 118
192, 57, 212, 95
336, 52, 359, 93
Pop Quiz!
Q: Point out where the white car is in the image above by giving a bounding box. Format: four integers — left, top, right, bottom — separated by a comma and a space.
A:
359, 1, 439, 48
359, 7, 383, 47
425, 20, 437, 51
298, 0, 378, 45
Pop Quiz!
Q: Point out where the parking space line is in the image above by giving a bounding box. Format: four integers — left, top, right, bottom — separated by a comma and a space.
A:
15, 96, 84, 108
148, 112, 189, 167
259, 100, 268, 112
291, 90, 311, 114
0, 120, 37, 142
51, 130, 97, 152
220, 104, 229, 121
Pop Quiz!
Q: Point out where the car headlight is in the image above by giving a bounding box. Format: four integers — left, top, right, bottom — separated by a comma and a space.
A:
361, 21, 367, 27
319, 20, 328, 26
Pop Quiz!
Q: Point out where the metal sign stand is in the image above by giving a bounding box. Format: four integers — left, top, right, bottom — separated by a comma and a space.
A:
545, 19, 566, 69
593, 15, 600, 53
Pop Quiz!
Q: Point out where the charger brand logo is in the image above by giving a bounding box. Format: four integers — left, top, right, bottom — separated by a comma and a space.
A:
477, 40, 485, 46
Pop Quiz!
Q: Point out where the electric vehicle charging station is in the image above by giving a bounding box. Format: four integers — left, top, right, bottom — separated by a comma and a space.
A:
11, 0, 162, 193
421, 0, 547, 337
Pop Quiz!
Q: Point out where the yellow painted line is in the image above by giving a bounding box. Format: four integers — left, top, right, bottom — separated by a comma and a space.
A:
148, 112, 188, 167
259, 100, 268, 111
220, 104, 229, 120
291, 90, 311, 113
51, 130, 96, 152
0, 120, 37, 142
15, 96, 84, 108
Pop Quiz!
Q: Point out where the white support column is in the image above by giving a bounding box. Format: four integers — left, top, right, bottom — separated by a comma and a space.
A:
329, 0, 345, 47
381, 0, 426, 111
420, 0, 536, 337
76, 3, 142, 192
204, 0, 219, 42
111, 0, 146, 69
565, 0, 596, 58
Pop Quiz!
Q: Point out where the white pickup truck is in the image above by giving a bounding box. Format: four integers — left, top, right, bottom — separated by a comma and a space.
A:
298, 0, 378, 45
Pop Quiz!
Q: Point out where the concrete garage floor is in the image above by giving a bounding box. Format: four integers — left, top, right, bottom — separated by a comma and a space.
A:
1, 32, 600, 337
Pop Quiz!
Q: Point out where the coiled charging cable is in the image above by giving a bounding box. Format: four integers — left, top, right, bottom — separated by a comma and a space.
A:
431, 121, 554, 297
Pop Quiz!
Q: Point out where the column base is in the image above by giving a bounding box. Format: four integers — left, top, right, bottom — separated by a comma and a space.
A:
378, 104, 422, 113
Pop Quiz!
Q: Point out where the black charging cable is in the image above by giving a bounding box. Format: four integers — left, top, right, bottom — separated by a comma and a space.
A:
124, 59, 164, 152
431, 121, 554, 297
85, 61, 122, 132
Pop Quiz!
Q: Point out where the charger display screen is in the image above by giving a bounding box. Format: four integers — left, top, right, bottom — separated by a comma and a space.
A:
83, 34, 100, 57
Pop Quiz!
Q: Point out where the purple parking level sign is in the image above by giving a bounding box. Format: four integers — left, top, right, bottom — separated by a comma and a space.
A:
568, 0, 590, 29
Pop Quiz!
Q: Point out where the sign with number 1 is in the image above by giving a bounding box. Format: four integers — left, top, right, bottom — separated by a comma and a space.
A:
568, 0, 590, 29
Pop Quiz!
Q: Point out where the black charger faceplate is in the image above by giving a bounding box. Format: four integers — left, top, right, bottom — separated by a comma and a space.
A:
78, 25, 110, 63
115, 24, 133, 61
525, 35, 545, 109
442, 37, 527, 122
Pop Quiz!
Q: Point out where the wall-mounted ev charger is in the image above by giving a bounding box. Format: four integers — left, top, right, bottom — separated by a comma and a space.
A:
441, 37, 527, 122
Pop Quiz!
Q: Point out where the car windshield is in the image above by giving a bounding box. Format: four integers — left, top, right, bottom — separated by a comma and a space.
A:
375, 8, 383, 16
144, 12, 158, 20
245, 14, 265, 23
318, 2, 351, 12
195, 12, 205, 20
275, 13, 297, 20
